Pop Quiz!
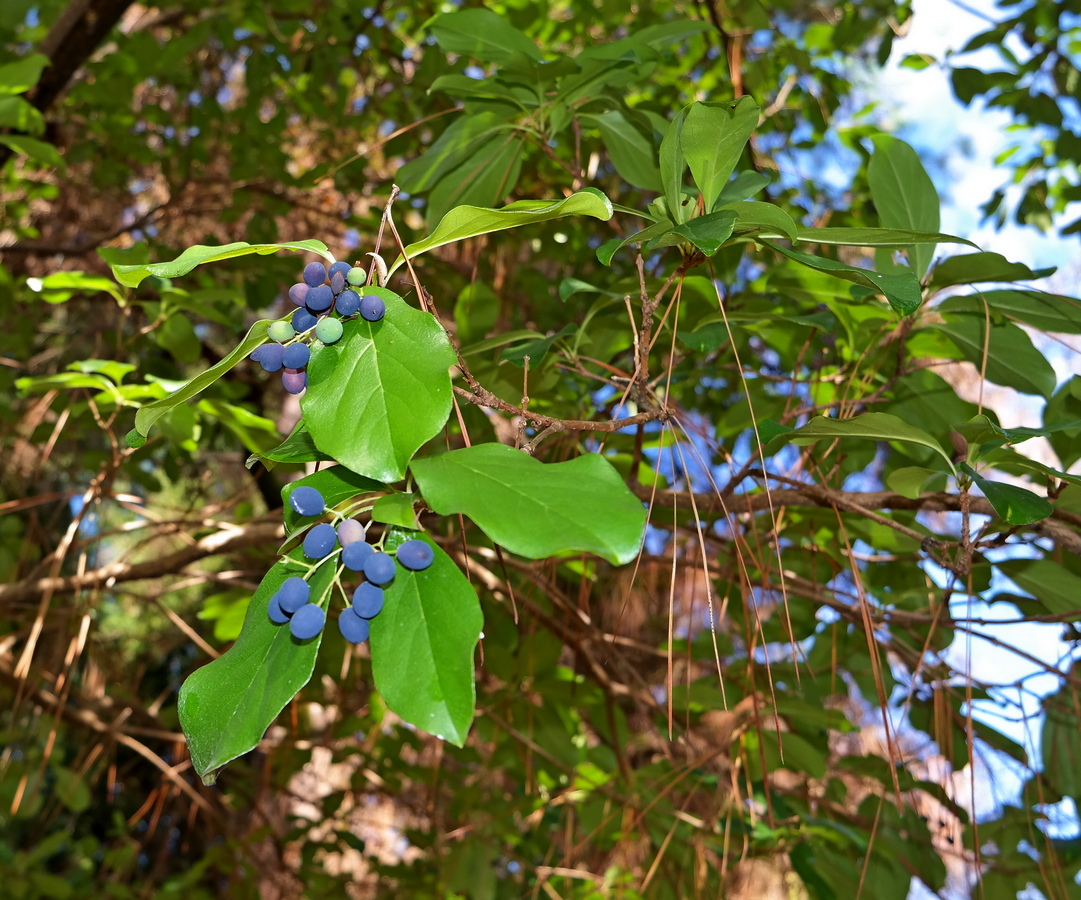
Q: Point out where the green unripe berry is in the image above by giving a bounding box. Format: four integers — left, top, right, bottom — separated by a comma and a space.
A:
268, 321, 295, 343
346, 266, 366, 286
315, 317, 344, 344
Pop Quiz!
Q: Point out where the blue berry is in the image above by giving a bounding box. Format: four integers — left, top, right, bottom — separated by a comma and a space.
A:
303, 261, 327, 287
290, 603, 326, 640
268, 593, 290, 624
396, 539, 434, 571
359, 294, 386, 322
328, 261, 352, 280
341, 540, 373, 571
258, 343, 285, 372
335, 290, 361, 317
292, 308, 318, 332
352, 582, 384, 618
330, 270, 346, 295
338, 607, 371, 644
290, 486, 325, 517
363, 552, 396, 585
282, 343, 311, 369
276, 576, 311, 614
306, 285, 334, 312
303, 522, 337, 559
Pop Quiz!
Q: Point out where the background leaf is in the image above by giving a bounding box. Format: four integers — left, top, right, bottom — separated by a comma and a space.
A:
867, 135, 941, 279
110, 240, 334, 288
681, 97, 759, 211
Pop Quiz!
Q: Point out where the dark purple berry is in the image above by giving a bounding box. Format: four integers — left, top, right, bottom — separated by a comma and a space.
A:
290, 603, 326, 640
338, 607, 371, 644
258, 343, 285, 372
396, 539, 434, 571
341, 540, 373, 571
352, 582, 384, 618
303, 261, 328, 288
330, 270, 346, 294
303, 522, 337, 559
363, 551, 396, 585
335, 290, 361, 317
282, 370, 307, 394
306, 284, 334, 311
337, 518, 365, 546
359, 294, 386, 322
288, 283, 309, 307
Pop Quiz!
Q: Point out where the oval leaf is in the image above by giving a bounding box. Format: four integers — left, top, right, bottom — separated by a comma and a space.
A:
370, 533, 483, 746
178, 552, 336, 783
410, 443, 648, 564
301, 288, 457, 482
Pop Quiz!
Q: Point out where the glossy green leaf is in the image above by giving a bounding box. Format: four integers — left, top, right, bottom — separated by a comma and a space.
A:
246, 423, 333, 470
596, 219, 674, 266
932, 314, 1057, 398
868, 135, 941, 279
959, 463, 1053, 524
725, 200, 798, 241
282, 466, 385, 533
301, 288, 457, 482
650, 209, 737, 255
410, 443, 647, 564
371, 493, 418, 529
997, 559, 1081, 616
716, 170, 771, 205
794, 227, 974, 248
887, 466, 943, 499
26, 270, 126, 304
426, 132, 526, 229
110, 240, 333, 289
178, 551, 336, 782
767, 412, 955, 471
762, 241, 924, 316
681, 97, 760, 212
928, 252, 1048, 289
938, 290, 1081, 334
658, 107, 689, 224
370, 533, 483, 746
390, 190, 613, 277
129, 320, 272, 445
585, 110, 662, 191
426, 9, 542, 64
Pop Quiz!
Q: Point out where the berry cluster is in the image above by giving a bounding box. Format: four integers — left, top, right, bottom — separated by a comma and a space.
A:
268, 485, 435, 644
250, 259, 388, 395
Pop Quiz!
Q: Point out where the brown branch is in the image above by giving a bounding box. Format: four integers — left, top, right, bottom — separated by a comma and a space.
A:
0, 521, 283, 611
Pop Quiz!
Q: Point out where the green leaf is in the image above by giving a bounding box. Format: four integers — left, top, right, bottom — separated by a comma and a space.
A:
766, 412, 955, 471
410, 443, 647, 564
716, 170, 771, 205
762, 241, 924, 316
301, 288, 456, 482
584, 110, 662, 191
997, 559, 1081, 617
938, 290, 1081, 334
371, 533, 482, 746
658, 107, 689, 224
426, 9, 543, 64
794, 227, 974, 248
282, 467, 385, 534
1042, 668, 1081, 798
390, 190, 613, 278
246, 423, 333, 470
648, 209, 737, 256
724, 200, 798, 242
130, 320, 272, 444
396, 113, 515, 193
0, 95, 44, 134
0, 134, 63, 168
26, 270, 125, 304
596, 219, 674, 266
371, 493, 418, 529
887, 466, 943, 499
959, 463, 1053, 525
0, 54, 49, 93
178, 552, 336, 782
427, 132, 525, 228
682, 97, 760, 212
867, 135, 941, 279
110, 240, 334, 289
931, 314, 1057, 398
928, 252, 1048, 289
